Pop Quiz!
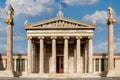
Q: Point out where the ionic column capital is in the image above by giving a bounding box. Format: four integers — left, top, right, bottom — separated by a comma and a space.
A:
51, 36, 57, 39
27, 36, 32, 40
107, 18, 116, 25
63, 36, 70, 39
76, 36, 82, 39
38, 36, 44, 39
88, 36, 94, 39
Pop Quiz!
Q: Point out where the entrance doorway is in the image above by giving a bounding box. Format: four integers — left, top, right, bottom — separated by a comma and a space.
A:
56, 56, 64, 73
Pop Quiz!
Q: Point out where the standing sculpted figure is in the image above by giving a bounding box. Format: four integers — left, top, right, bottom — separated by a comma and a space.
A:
108, 5, 113, 18
5, 5, 14, 25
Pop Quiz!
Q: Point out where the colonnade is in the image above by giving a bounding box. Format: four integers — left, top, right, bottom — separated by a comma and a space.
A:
27, 36, 93, 74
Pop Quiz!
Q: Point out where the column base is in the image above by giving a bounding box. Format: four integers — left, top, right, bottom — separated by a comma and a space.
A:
107, 70, 120, 77
0, 70, 14, 77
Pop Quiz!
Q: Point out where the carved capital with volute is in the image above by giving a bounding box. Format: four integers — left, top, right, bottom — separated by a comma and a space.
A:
38, 36, 44, 40
63, 36, 70, 39
51, 36, 57, 39
76, 36, 82, 39
107, 18, 116, 25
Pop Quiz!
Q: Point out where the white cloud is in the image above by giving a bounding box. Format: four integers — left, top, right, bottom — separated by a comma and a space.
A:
0, 8, 7, 19
0, 44, 6, 53
82, 10, 108, 25
94, 41, 108, 53
0, 0, 56, 19
0, 22, 7, 33
6, 0, 56, 16
13, 45, 27, 53
94, 40, 120, 53
63, 0, 99, 5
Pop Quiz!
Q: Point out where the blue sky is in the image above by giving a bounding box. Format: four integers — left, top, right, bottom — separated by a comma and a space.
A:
0, 0, 120, 54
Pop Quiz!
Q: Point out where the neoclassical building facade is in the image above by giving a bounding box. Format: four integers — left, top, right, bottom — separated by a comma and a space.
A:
0, 11, 120, 78
25, 11, 95, 75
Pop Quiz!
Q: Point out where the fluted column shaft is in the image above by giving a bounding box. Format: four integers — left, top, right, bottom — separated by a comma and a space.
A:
99, 59, 101, 72
27, 37, 32, 73
63, 36, 69, 73
88, 37, 93, 73
6, 25, 13, 70
93, 59, 96, 72
14, 59, 16, 71
84, 42, 88, 73
108, 23, 114, 70
76, 36, 82, 73
51, 36, 57, 73
25, 59, 28, 73
38, 37, 44, 74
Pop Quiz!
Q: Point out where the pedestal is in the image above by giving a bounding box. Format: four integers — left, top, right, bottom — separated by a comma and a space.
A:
0, 70, 14, 77
107, 70, 120, 77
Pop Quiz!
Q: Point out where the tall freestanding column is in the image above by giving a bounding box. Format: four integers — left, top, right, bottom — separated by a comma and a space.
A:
63, 36, 69, 74
107, 5, 116, 71
5, 5, 14, 71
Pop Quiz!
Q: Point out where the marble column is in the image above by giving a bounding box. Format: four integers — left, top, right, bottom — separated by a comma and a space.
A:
63, 36, 69, 74
20, 59, 22, 72
51, 36, 57, 73
84, 41, 88, 73
5, 5, 14, 71
93, 59, 96, 72
38, 37, 44, 74
74, 44, 77, 73
99, 59, 101, 72
32, 42, 35, 73
27, 37, 32, 73
14, 59, 16, 71
76, 36, 82, 73
25, 59, 28, 73
107, 17, 116, 70
88, 37, 93, 73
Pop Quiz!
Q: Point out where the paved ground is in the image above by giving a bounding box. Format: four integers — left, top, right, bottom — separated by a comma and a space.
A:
0, 77, 120, 80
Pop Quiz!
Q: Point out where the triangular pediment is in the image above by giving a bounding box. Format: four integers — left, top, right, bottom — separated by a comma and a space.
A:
25, 16, 96, 29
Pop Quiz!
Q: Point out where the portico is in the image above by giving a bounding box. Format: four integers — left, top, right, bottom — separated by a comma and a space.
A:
24, 11, 96, 76
27, 36, 94, 74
